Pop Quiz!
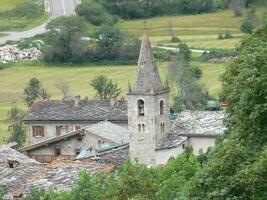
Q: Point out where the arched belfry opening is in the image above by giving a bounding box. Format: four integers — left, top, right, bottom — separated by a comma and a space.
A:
160, 100, 164, 115
137, 99, 145, 116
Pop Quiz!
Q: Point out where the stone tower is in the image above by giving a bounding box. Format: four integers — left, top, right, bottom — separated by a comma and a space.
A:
128, 32, 170, 166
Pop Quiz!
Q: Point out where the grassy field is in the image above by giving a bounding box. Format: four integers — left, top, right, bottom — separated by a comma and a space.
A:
118, 8, 265, 49
0, 61, 225, 143
0, 0, 25, 11
0, 0, 48, 32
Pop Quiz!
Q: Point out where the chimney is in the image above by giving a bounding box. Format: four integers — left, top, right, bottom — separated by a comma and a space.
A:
110, 98, 118, 107
74, 95, 81, 107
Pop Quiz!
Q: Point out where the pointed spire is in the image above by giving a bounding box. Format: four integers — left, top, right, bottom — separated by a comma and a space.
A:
134, 32, 164, 94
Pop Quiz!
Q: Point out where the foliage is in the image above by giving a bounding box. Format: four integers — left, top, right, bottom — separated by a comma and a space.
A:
87, 25, 140, 63
187, 17, 267, 199
7, 123, 26, 148
230, 0, 245, 16
0, 186, 7, 200
98, 0, 221, 19
178, 43, 191, 64
201, 48, 238, 61
24, 77, 50, 107
76, 0, 118, 26
169, 58, 210, 112
171, 36, 181, 43
0, 0, 46, 31
7, 107, 24, 125
43, 16, 87, 63
189, 66, 202, 79
240, 7, 259, 34
56, 81, 70, 100
0, 0, 44, 19
90, 75, 121, 100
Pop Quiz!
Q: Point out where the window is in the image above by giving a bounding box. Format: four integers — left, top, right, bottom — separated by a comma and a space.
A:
142, 124, 145, 132
138, 123, 145, 132
138, 124, 142, 132
160, 100, 164, 115
137, 99, 145, 116
56, 126, 62, 136
160, 123, 165, 133
54, 146, 61, 156
32, 126, 44, 137
75, 125, 81, 131
182, 144, 185, 149
98, 139, 102, 147
75, 148, 81, 156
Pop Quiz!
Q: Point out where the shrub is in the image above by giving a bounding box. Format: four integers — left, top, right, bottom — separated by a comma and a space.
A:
76, 0, 117, 26
218, 33, 224, 39
224, 31, 233, 39
171, 36, 181, 43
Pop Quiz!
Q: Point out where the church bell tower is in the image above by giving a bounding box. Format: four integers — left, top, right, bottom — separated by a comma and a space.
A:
128, 32, 170, 166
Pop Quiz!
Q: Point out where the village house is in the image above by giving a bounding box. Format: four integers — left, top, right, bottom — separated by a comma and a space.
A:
22, 33, 226, 166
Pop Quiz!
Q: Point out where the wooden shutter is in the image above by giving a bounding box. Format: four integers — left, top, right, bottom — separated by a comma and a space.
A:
75, 125, 81, 131
40, 126, 44, 137
56, 126, 62, 136
32, 126, 36, 137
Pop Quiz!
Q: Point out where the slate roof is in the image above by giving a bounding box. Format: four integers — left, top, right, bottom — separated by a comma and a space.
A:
156, 110, 226, 150
77, 143, 130, 166
0, 143, 39, 167
23, 100, 128, 123
86, 121, 130, 144
133, 33, 165, 94
0, 159, 114, 199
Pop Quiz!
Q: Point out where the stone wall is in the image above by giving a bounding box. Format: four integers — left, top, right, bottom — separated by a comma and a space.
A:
128, 91, 170, 166
27, 131, 113, 157
188, 136, 216, 154
27, 121, 128, 145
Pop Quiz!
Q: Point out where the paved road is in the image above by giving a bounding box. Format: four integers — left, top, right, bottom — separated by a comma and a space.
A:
0, 0, 79, 44
154, 46, 209, 53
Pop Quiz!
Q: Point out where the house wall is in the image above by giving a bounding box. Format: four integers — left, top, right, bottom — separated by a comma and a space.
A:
188, 137, 216, 154
27, 132, 113, 157
156, 142, 186, 165
27, 121, 128, 145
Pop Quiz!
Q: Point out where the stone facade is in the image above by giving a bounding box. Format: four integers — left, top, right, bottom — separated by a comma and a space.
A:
28, 121, 127, 145
128, 33, 170, 166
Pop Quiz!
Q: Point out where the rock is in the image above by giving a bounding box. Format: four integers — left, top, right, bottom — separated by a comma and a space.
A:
0, 45, 41, 64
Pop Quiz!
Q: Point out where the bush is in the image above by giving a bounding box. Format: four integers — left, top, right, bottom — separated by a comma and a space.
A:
189, 67, 202, 79
218, 33, 224, 39
76, 0, 118, 26
171, 36, 181, 43
224, 31, 233, 39
0, 0, 44, 19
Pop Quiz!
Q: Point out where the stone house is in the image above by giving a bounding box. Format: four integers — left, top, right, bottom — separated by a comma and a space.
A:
23, 99, 128, 145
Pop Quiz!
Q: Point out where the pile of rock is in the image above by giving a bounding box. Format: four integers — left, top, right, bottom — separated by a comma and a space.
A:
0, 45, 41, 64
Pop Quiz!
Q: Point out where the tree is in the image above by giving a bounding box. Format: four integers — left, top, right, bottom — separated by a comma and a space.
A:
230, 0, 245, 16
7, 107, 24, 125
8, 124, 26, 148
43, 16, 87, 63
178, 43, 191, 64
90, 75, 121, 100
76, 0, 117, 26
187, 17, 267, 200
168, 58, 209, 112
56, 81, 70, 100
24, 77, 50, 107
240, 7, 259, 34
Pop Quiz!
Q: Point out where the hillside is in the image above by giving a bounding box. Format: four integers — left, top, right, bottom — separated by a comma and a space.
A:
118, 8, 265, 50
0, 0, 25, 11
